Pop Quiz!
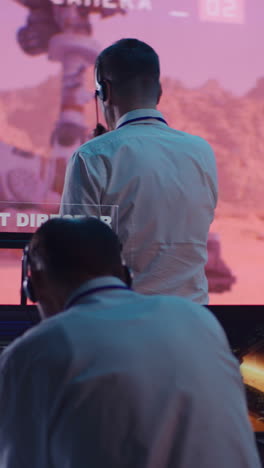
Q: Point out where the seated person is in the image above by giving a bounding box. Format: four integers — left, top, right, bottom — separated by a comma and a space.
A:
0, 218, 260, 468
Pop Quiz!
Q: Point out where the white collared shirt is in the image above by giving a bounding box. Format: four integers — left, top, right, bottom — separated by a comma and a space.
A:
0, 277, 261, 468
60, 109, 218, 304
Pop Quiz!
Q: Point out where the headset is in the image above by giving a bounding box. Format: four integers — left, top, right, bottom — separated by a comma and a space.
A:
121, 260, 134, 289
94, 64, 109, 132
22, 245, 37, 303
22, 242, 134, 304
95, 79, 108, 103
95, 59, 108, 103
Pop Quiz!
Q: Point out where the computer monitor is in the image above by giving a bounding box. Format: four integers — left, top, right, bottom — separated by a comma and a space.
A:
0, 305, 39, 353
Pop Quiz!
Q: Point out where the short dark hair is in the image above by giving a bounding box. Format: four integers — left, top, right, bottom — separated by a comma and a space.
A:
96, 38, 160, 100
29, 217, 123, 287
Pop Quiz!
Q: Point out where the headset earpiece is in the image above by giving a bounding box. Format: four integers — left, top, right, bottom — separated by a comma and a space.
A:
96, 80, 108, 102
22, 245, 37, 303
23, 277, 37, 303
123, 264, 133, 289
119, 242, 133, 288
95, 62, 108, 102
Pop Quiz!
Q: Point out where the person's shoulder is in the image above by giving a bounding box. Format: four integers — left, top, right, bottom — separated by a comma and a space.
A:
169, 127, 214, 152
136, 292, 204, 317
149, 293, 205, 314
0, 314, 68, 370
145, 293, 224, 334
73, 130, 121, 160
164, 295, 216, 322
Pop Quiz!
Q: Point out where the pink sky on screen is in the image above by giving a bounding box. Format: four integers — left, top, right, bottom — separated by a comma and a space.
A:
0, 0, 264, 94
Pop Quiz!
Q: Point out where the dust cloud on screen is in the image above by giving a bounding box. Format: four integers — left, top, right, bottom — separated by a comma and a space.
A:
0, 0, 263, 304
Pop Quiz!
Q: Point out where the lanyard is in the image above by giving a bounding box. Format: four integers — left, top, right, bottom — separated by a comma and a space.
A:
117, 116, 168, 129
66, 285, 131, 309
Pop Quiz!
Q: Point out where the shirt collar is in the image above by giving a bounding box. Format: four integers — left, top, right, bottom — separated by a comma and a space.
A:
115, 108, 166, 129
64, 276, 128, 309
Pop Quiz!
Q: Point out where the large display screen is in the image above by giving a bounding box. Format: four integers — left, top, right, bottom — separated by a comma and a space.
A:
1, 0, 264, 304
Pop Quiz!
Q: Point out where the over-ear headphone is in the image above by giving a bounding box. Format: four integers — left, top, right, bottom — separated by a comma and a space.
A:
122, 261, 133, 289
95, 81, 108, 102
22, 245, 37, 303
119, 242, 133, 288
95, 62, 108, 102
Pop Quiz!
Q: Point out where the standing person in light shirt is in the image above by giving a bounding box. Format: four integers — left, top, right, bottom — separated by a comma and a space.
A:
60, 38, 218, 304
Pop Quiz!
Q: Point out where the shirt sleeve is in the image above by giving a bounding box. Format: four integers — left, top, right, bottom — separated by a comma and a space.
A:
60, 150, 107, 217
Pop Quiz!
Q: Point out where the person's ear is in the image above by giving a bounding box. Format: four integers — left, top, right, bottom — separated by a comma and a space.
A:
157, 82, 162, 104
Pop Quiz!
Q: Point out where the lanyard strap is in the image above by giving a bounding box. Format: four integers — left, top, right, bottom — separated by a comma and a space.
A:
66, 285, 131, 309
117, 116, 168, 129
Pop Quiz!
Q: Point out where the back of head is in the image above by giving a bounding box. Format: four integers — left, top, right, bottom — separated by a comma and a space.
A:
96, 38, 161, 102
29, 217, 123, 290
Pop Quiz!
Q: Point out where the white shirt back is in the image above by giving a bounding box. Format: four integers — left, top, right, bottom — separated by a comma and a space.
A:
60, 110, 218, 303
